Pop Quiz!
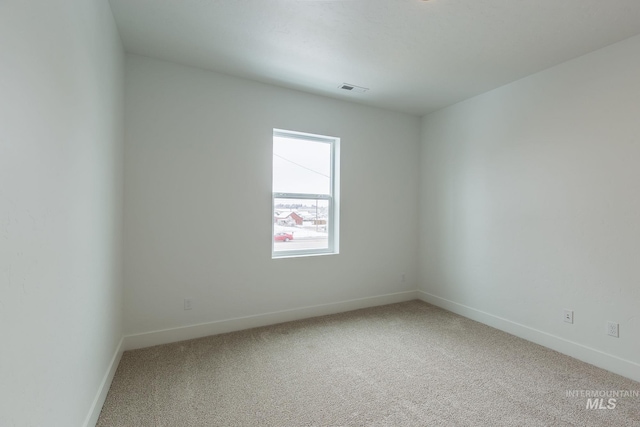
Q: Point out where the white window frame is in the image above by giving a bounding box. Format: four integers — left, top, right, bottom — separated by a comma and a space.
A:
272, 128, 340, 258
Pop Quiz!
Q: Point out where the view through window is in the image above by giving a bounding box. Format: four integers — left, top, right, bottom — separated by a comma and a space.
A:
272, 129, 339, 257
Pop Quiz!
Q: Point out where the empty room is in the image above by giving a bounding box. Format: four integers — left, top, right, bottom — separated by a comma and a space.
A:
2, 0, 640, 426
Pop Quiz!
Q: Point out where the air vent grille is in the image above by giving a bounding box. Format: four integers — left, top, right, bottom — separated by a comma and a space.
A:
339, 83, 368, 93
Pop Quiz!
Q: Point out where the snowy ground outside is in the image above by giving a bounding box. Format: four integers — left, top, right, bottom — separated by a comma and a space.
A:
274, 223, 327, 239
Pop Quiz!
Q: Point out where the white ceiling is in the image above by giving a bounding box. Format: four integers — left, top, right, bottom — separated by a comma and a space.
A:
109, 0, 640, 116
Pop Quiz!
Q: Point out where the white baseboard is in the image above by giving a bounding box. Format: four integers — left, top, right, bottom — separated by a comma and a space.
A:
417, 290, 640, 383
83, 337, 124, 427
84, 289, 638, 427
124, 290, 420, 351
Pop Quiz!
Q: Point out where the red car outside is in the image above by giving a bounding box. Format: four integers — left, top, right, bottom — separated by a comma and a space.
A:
274, 232, 294, 242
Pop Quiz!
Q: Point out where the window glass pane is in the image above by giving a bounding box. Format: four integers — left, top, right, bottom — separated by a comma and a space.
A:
274, 198, 329, 252
273, 136, 331, 195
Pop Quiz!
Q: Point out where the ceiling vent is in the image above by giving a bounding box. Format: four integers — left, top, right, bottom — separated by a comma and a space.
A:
339, 83, 368, 93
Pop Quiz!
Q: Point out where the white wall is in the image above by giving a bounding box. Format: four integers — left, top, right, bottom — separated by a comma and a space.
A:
123, 55, 420, 339
0, 1, 124, 426
419, 35, 640, 381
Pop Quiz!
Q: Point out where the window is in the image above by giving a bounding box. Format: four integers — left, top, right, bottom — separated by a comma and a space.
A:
272, 129, 340, 258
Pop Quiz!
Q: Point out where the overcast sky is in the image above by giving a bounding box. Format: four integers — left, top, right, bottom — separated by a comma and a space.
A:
273, 135, 331, 195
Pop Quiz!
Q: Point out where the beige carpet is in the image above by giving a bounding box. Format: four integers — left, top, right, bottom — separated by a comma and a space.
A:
98, 301, 640, 426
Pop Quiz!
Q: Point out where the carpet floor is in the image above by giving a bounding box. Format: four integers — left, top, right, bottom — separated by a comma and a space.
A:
97, 300, 640, 426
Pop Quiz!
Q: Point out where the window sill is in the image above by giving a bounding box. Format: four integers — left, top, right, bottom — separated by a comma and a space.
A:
272, 251, 339, 260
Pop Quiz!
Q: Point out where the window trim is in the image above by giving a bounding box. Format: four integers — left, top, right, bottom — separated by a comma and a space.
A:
272, 129, 340, 258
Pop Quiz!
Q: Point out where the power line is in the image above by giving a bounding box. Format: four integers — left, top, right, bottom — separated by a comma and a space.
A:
273, 153, 330, 178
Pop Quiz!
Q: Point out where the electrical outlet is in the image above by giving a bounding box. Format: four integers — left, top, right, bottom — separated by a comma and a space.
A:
401, 273, 406, 283
607, 321, 619, 337
184, 298, 193, 311
563, 309, 574, 324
